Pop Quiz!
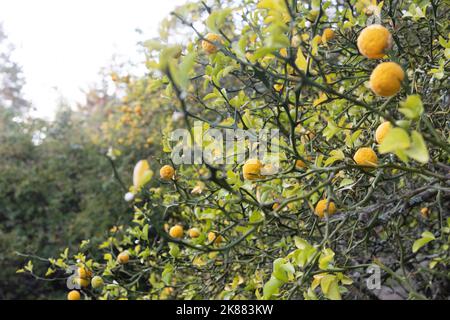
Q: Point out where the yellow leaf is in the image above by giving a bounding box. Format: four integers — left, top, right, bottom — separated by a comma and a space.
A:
313, 92, 328, 106
295, 49, 308, 71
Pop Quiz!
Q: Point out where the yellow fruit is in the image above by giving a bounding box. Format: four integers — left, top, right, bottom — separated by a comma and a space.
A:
353, 147, 378, 167
375, 121, 392, 144
67, 290, 81, 300
134, 105, 142, 115
169, 225, 184, 239
160, 165, 175, 180
370, 62, 404, 97
322, 28, 335, 42
117, 251, 130, 264
242, 159, 263, 180
133, 160, 151, 189
279, 48, 288, 57
208, 232, 223, 245
420, 207, 429, 218
188, 227, 201, 238
357, 24, 392, 59
77, 266, 92, 279
201, 33, 222, 54
295, 159, 307, 169
314, 199, 337, 218
91, 276, 104, 289
75, 277, 90, 288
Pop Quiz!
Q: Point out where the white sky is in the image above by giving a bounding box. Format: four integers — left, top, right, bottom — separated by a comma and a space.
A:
0, 0, 186, 119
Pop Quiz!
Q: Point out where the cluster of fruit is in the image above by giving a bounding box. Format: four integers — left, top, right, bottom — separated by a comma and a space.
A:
67, 267, 104, 300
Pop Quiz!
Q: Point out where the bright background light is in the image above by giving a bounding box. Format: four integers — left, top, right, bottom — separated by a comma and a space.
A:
0, 0, 186, 119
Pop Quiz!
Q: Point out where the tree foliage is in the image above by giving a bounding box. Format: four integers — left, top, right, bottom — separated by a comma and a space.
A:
17, 0, 450, 300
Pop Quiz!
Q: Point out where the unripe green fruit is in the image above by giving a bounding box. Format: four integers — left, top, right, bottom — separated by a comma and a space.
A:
91, 276, 104, 289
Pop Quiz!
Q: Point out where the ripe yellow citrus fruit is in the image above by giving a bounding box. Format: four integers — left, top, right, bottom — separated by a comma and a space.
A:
77, 266, 92, 279
370, 62, 404, 97
188, 227, 201, 238
357, 24, 392, 59
169, 225, 184, 239
208, 232, 223, 245
314, 199, 337, 218
353, 147, 378, 167
375, 121, 392, 144
117, 251, 130, 264
75, 277, 90, 288
133, 160, 151, 189
242, 159, 263, 180
160, 165, 175, 180
322, 28, 335, 42
91, 276, 104, 289
420, 207, 429, 218
295, 159, 307, 169
201, 33, 222, 54
67, 290, 81, 300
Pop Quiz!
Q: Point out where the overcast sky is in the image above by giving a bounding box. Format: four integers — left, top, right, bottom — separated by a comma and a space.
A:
0, 0, 186, 119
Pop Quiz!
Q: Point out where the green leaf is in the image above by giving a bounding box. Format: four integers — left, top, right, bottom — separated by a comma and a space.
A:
249, 210, 265, 223
399, 95, 424, 120
272, 258, 295, 282
168, 243, 180, 258
324, 149, 345, 166
177, 52, 197, 89
161, 264, 174, 285
412, 231, 435, 253
404, 131, 429, 164
325, 278, 342, 300
141, 224, 149, 241
319, 248, 335, 270
379, 127, 410, 154
262, 276, 283, 299
320, 274, 336, 295
45, 268, 55, 277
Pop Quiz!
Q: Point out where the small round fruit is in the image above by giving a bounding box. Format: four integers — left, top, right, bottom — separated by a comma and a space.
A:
188, 228, 201, 238
315, 200, 337, 218
322, 28, 335, 41
295, 159, 307, 169
91, 276, 104, 289
420, 207, 429, 218
160, 165, 175, 180
242, 159, 263, 180
75, 277, 90, 288
375, 121, 392, 144
208, 232, 223, 245
77, 266, 92, 279
353, 147, 378, 168
357, 24, 392, 59
370, 62, 404, 97
201, 33, 222, 54
117, 251, 130, 264
67, 290, 81, 300
169, 225, 184, 239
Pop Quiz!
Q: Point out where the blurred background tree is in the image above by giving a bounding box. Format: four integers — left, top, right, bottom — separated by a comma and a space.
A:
0, 23, 152, 299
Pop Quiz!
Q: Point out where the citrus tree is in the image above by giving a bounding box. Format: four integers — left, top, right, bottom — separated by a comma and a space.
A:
22, 0, 449, 300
